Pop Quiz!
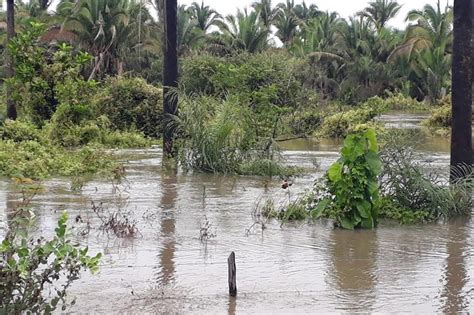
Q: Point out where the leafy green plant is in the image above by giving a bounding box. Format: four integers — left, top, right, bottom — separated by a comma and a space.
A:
93, 77, 163, 138
424, 103, 452, 128
0, 211, 101, 313
316, 99, 384, 138
0, 120, 43, 142
311, 128, 382, 229
0, 140, 121, 179
6, 22, 94, 126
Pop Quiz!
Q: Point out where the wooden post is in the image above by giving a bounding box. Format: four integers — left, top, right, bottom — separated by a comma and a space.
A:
228, 251, 237, 297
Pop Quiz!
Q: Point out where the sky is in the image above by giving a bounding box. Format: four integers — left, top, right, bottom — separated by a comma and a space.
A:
179, 0, 453, 29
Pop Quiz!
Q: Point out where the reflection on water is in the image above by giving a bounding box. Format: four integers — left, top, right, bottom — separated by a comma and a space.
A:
328, 229, 377, 311
0, 112, 473, 313
440, 218, 471, 313
156, 167, 178, 286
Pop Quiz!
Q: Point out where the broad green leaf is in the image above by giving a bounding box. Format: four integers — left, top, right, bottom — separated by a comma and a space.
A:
311, 198, 330, 218
361, 216, 375, 229
368, 180, 379, 195
364, 128, 378, 151
356, 200, 371, 219
340, 217, 355, 230
365, 151, 382, 175
328, 162, 343, 182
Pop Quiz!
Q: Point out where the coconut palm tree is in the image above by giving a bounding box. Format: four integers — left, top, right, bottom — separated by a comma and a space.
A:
217, 9, 269, 53
405, 0, 453, 51
291, 11, 342, 57
251, 0, 276, 28
274, 0, 300, 46
177, 5, 203, 55
450, 0, 472, 181
294, 1, 321, 24
58, 0, 153, 77
357, 0, 402, 31
411, 44, 451, 102
5, 0, 16, 120
189, 1, 221, 32
163, 0, 178, 157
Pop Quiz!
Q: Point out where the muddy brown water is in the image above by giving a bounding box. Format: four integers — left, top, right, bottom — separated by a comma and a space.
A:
0, 112, 473, 313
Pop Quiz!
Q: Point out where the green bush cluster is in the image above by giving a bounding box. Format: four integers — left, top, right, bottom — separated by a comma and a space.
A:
0, 120, 43, 142
283, 108, 323, 136
424, 104, 452, 128
94, 77, 163, 138
310, 128, 382, 229
0, 140, 120, 179
181, 51, 307, 108
5, 23, 158, 149
274, 128, 471, 227
316, 103, 383, 138
379, 132, 472, 220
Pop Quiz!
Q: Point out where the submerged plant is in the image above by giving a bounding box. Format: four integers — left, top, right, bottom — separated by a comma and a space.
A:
0, 211, 101, 313
310, 128, 382, 229
379, 131, 472, 220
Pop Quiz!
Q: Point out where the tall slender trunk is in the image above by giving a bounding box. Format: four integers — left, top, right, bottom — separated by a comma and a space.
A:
450, 0, 473, 182
6, 0, 17, 120
162, 0, 178, 157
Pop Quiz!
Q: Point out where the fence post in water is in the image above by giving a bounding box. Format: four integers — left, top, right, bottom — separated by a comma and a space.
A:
228, 251, 237, 297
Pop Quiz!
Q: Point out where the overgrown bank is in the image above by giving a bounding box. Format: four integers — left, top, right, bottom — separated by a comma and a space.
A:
264, 129, 472, 227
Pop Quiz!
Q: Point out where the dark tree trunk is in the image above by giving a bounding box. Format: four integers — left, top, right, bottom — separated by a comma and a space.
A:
450, 0, 473, 182
6, 0, 17, 120
162, 0, 178, 157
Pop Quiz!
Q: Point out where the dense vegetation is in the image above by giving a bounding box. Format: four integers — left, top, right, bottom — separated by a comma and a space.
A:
0, 0, 466, 178
0, 0, 472, 311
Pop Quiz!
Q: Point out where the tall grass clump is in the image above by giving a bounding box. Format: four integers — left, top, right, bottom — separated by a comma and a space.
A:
176, 96, 302, 176
378, 131, 472, 221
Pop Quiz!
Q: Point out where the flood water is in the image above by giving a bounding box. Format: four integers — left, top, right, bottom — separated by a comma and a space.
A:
1, 112, 473, 313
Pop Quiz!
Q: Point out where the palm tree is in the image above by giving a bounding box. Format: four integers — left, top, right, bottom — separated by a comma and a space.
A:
217, 9, 269, 53
405, 0, 453, 51
294, 1, 321, 24
291, 11, 342, 57
357, 0, 402, 30
274, 0, 300, 46
6, 0, 16, 120
450, 0, 472, 181
251, 0, 276, 28
411, 44, 451, 102
163, 0, 178, 157
58, 0, 154, 77
177, 5, 203, 55
189, 1, 221, 32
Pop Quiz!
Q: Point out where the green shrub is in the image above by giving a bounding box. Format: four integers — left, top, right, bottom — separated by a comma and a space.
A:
316, 104, 382, 138
375, 197, 433, 224
178, 96, 254, 174
284, 108, 323, 136
178, 96, 299, 176
424, 104, 452, 128
1, 211, 101, 313
380, 93, 427, 111
181, 51, 306, 108
0, 140, 121, 179
0, 120, 42, 142
6, 22, 94, 126
94, 76, 163, 138
310, 128, 382, 229
379, 132, 472, 220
